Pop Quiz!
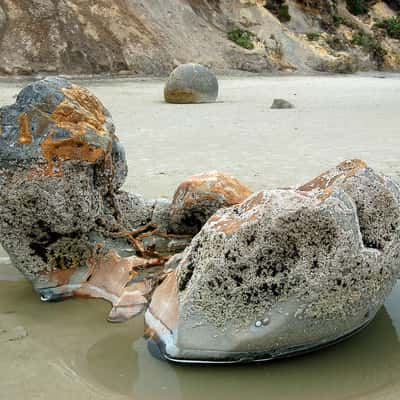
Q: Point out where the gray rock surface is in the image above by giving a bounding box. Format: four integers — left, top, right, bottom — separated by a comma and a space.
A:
164, 64, 219, 104
146, 160, 400, 362
271, 98, 295, 109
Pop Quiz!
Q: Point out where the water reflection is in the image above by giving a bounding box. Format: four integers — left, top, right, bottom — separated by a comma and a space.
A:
87, 287, 400, 400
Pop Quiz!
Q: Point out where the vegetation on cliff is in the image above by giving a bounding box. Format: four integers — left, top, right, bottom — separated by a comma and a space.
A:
0, 0, 399, 76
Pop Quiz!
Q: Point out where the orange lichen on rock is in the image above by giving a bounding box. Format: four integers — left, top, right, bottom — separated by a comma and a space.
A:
207, 191, 267, 236
174, 171, 252, 207
61, 85, 107, 134
17, 113, 33, 144
209, 213, 259, 236
38, 87, 111, 173
298, 159, 367, 194
240, 191, 266, 213
41, 131, 106, 168
171, 171, 253, 233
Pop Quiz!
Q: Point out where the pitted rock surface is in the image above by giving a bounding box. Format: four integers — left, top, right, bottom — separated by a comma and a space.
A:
0, 77, 190, 322
178, 191, 388, 327
0, 77, 124, 280
297, 159, 400, 252
169, 161, 400, 345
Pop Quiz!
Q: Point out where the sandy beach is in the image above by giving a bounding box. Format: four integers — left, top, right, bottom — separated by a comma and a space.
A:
1, 74, 400, 399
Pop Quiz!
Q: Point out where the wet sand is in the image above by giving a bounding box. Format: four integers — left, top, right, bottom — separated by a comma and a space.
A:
1, 75, 400, 399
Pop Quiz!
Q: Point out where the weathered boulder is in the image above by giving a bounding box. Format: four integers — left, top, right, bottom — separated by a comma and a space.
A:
0, 77, 189, 322
164, 64, 219, 104
146, 160, 400, 363
297, 159, 400, 252
270, 98, 295, 109
170, 171, 253, 234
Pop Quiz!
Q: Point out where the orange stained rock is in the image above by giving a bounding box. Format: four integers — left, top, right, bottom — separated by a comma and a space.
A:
39, 87, 112, 173
62, 85, 107, 131
41, 131, 106, 168
207, 192, 266, 236
26, 162, 63, 179
297, 159, 367, 193
173, 171, 253, 208
108, 281, 153, 322
49, 268, 77, 286
116, 281, 152, 307
17, 113, 33, 144
85, 250, 135, 297
149, 270, 179, 332
208, 212, 259, 236
164, 89, 200, 104
241, 191, 267, 212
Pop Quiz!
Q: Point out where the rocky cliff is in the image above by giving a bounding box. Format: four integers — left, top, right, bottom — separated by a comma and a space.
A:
0, 0, 399, 76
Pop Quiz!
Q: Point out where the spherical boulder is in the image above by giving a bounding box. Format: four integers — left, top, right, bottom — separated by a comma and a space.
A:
164, 63, 219, 104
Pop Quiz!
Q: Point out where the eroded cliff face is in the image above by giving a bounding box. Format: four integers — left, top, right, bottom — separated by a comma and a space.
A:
0, 0, 399, 76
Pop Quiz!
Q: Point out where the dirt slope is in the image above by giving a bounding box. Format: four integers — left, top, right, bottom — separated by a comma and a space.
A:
0, 0, 399, 76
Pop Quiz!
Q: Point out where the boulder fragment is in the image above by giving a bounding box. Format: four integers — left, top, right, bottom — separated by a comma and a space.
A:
0, 77, 189, 322
170, 171, 252, 234
146, 160, 400, 363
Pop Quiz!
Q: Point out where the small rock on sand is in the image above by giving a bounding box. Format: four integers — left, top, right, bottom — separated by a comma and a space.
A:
271, 98, 295, 109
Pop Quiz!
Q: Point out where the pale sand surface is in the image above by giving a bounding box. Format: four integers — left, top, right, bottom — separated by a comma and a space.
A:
0, 75, 400, 399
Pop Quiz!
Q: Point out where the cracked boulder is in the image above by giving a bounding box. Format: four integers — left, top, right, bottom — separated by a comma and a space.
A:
145, 160, 400, 363
164, 63, 219, 104
0, 77, 185, 322
170, 171, 253, 235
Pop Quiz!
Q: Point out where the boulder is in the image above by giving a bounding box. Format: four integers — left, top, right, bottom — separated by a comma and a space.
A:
0, 77, 188, 322
170, 171, 253, 234
146, 160, 400, 363
164, 64, 219, 104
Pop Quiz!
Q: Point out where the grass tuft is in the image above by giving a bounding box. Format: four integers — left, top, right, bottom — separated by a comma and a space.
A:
227, 28, 255, 50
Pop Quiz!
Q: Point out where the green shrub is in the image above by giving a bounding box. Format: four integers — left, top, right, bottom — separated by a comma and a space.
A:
351, 31, 371, 46
227, 28, 255, 50
333, 15, 345, 27
346, 0, 369, 15
352, 31, 387, 68
306, 32, 321, 41
278, 5, 291, 22
375, 17, 400, 39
